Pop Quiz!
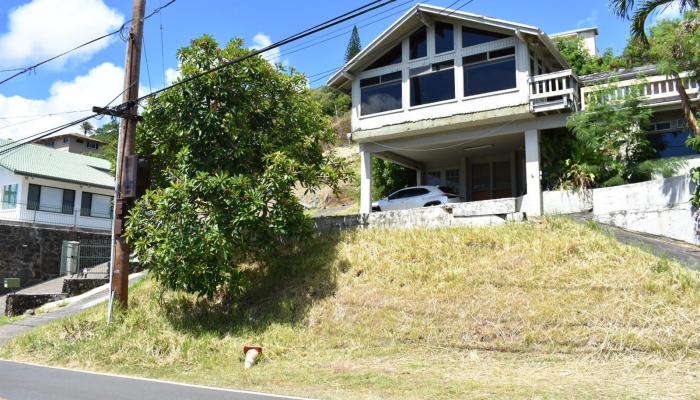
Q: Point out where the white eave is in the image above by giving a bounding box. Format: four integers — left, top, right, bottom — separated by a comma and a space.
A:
327, 3, 570, 89
550, 27, 599, 38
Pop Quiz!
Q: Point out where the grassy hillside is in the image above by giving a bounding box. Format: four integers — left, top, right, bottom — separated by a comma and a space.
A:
2, 219, 700, 399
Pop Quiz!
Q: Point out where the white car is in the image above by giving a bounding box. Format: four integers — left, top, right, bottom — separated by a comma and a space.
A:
371, 186, 462, 212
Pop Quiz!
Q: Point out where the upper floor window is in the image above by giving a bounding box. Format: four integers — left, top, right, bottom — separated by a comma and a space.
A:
81, 192, 113, 218
463, 47, 516, 96
410, 60, 455, 106
45, 140, 55, 148
360, 71, 402, 116
63, 137, 70, 144
87, 141, 99, 150
364, 44, 402, 71
462, 26, 509, 48
27, 184, 75, 214
409, 26, 427, 59
648, 118, 697, 158
434, 22, 454, 54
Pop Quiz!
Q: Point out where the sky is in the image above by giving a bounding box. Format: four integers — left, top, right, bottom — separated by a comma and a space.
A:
0, 0, 683, 141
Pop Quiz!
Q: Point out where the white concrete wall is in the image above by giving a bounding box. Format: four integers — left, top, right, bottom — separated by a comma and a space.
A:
542, 190, 592, 214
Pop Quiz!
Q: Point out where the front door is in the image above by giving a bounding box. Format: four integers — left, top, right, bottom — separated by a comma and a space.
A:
470, 160, 512, 201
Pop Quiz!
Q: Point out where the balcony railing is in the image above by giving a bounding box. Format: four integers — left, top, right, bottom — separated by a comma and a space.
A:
580, 73, 700, 110
0, 202, 112, 231
528, 69, 580, 113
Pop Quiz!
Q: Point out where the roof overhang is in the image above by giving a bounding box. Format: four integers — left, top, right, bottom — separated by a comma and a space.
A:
328, 3, 570, 90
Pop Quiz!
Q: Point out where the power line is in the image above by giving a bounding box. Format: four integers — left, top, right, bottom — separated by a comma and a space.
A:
0, 0, 177, 86
0, 109, 92, 120
158, 0, 167, 86
0, 114, 98, 157
142, 35, 154, 92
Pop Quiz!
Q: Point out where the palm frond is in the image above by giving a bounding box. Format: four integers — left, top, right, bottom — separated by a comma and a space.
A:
610, 0, 637, 17
631, 0, 674, 44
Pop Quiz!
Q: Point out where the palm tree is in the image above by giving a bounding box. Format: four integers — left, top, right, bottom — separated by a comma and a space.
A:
80, 121, 94, 135
610, 0, 700, 137
611, 0, 698, 43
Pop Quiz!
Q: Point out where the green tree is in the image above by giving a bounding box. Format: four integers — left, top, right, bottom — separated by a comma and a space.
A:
554, 37, 621, 76
372, 158, 414, 199
80, 121, 94, 135
345, 25, 362, 62
620, 36, 656, 68
647, 11, 700, 140
610, 0, 698, 43
125, 35, 347, 298
311, 85, 351, 117
91, 121, 119, 171
564, 84, 675, 188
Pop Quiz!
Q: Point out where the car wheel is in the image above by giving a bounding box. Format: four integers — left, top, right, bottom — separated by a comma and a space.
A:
423, 201, 441, 207
372, 206, 381, 212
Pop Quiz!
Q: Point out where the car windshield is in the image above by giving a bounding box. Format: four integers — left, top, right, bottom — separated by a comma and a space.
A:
438, 186, 457, 195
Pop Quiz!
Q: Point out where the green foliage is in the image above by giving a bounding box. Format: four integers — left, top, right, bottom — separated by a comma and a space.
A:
311, 85, 351, 117
562, 84, 672, 188
345, 25, 362, 62
554, 37, 622, 76
90, 121, 119, 172
372, 158, 415, 199
620, 36, 656, 68
80, 121, 94, 135
609, 0, 698, 43
690, 166, 700, 209
125, 35, 347, 298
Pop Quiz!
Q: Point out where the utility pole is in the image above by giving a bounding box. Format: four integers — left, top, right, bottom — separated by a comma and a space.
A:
107, 0, 146, 310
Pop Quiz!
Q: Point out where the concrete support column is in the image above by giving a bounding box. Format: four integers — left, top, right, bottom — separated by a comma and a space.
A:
416, 169, 422, 186
523, 129, 542, 217
359, 144, 373, 215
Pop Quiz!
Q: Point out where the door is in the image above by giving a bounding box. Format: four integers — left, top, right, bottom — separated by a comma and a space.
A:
469, 160, 512, 201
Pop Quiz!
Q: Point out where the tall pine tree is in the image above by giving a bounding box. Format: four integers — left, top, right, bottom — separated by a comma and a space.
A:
345, 25, 362, 62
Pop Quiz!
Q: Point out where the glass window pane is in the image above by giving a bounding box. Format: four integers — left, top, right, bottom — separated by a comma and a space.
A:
81, 192, 92, 216
409, 26, 427, 59
2, 184, 17, 209
649, 130, 699, 158
365, 44, 402, 71
462, 52, 487, 65
62, 189, 75, 214
40, 186, 63, 213
462, 27, 509, 48
489, 47, 515, 59
444, 169, 460, 194
91, 194, 113, 218
435, 22, 454, 54
361, 81, 402, 116
27, 184, 40, 210
411, 69, 455, 106
463, 57, 516, 96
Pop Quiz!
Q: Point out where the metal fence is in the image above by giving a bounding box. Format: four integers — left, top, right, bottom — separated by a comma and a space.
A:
61, 239, 111, 277
0, 202, 112, 231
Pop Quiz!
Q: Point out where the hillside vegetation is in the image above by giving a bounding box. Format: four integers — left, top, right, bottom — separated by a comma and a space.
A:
2, 218, 700, 399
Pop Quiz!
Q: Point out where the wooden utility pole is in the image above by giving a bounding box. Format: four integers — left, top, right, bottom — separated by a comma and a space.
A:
112, 0, 146, 309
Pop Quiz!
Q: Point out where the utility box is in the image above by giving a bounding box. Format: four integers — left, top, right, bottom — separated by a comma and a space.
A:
60, 241, 80, 276
3, 278, 20, 289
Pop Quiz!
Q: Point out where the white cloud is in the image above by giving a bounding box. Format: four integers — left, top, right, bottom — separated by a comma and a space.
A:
0, 62, 126, 140
0, 0, 124, 69
653, 2, 682, 23
576, 10, 599, 28
165, 67, 180, 85
250, 32, 287, 67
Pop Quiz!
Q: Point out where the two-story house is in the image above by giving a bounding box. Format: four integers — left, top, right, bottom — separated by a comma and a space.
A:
34, 132, 107, 155
329, 4, 699, 217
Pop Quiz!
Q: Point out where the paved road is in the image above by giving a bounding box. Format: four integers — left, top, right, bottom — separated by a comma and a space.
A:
0, 360, 308, 400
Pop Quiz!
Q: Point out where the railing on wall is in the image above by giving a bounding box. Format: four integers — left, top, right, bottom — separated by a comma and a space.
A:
528, 69, 580, 113
0, 202, 112, 231
580, 73, 700, 110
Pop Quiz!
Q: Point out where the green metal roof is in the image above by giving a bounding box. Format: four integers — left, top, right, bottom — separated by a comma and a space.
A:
0, 139, 115, 189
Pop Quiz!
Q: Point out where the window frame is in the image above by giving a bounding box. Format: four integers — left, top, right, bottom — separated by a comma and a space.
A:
359, 70, 404, 117
27, 183, 76, 215
409, 60, 456, 107
461, 45, 518, 99
2, 184, 18, 209
409, 26, 428, 60
434, 21, 455, 54
81, 191, 113, 219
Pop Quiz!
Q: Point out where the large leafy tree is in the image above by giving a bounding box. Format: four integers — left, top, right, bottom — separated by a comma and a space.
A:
125, 36, 346, 298
610, 0, 698, 43
554, 37, 622, 76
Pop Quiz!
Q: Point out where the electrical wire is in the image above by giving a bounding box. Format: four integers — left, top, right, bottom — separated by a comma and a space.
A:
0, 0, 177, 86
0, 114, 98, 157
142, 35, 154, 93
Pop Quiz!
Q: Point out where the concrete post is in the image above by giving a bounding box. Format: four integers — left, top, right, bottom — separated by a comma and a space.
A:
359, 145, 373, 215
523, 129, 542, 217
416, 169, 422, 186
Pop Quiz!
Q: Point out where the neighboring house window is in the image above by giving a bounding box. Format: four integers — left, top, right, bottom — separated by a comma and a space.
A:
27, 184, 75, 214
409, 26, 427, 60
45, 140, 55, 148
364, 44, 402, 71
434, 22, 454, 54
648, 118, 698, 158
2, 184, 17, 209
410, 60, 455, 106
87, 141, 99, 150
63, 137, 69, 144
360, 71, 403, 116
76, 138, 84, 144
80, 192, 113, 218
463, 47, 516, 96
462, 26, 509, 48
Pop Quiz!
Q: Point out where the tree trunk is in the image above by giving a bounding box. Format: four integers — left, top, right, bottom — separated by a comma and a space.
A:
673, 72, 700, 137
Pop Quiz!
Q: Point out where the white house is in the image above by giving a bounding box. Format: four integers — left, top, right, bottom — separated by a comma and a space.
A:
33, 132, 107, 155
0, 139, 115, 231
328, 4, 699, 217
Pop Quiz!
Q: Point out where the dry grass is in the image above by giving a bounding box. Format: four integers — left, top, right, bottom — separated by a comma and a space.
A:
2, 218, 700, 399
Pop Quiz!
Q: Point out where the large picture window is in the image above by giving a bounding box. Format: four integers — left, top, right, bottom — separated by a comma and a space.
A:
462, 26, 510, 48
364, 44, 402, 71
648, 119, 698, 158
435, 22, 454, 54
463, 47, 516, 97
81, 192, 113, 218
2, 184, 17, 209
27, 184, 75, 214
410, 60, 455, 106
409, 26, 427, 59
360, 71, 403, 116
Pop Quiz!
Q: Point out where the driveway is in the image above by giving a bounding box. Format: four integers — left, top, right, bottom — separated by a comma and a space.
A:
0, 360, 310, 400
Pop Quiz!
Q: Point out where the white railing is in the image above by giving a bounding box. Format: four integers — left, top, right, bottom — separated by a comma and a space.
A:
0, 203, 112, 231
581, 72, 700, 110
528, 69, 580, 113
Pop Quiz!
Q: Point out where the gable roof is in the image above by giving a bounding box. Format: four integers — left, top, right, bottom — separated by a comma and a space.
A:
0, 139, 114, 189
328, 3, 569, 90
39, 132, 109, 145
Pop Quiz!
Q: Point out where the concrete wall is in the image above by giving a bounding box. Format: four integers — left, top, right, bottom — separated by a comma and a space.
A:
590, 175, 696, 244
0, 220, 110, 294
543, 190, 592, 214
